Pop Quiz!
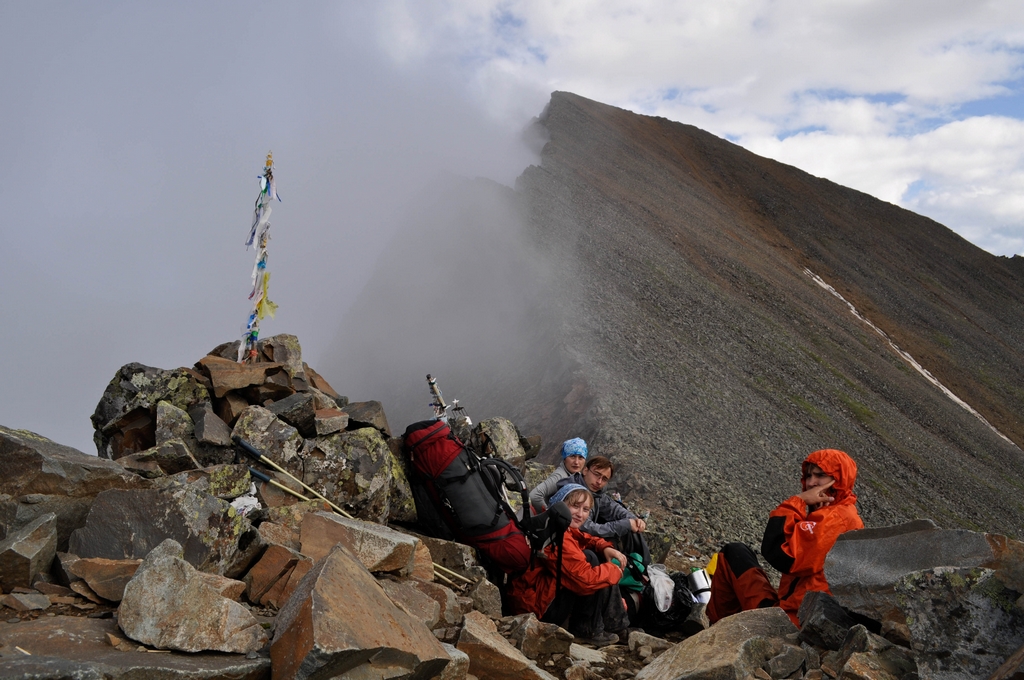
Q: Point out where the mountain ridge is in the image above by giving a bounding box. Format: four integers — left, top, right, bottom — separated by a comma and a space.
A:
325, 91, 1024, 548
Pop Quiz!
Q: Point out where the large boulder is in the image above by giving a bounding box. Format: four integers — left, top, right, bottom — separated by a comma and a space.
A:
0, 615, 270, 679
91, 363, 210, 459
0, 512, 57, 591
118, 539, 268, 653
895, 566, 1024, 680
826, 521, 1024, 625
0, 426, 146, 549
271, 543, 450, 680
300, 428, 396, 523
67, 485, 263, 578
231, 405, 304, 468
635, 608, 797, 680
300, 511, 418, 574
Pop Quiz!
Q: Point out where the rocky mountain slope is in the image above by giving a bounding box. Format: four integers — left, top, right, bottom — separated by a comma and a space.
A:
324, 91, 1024, 549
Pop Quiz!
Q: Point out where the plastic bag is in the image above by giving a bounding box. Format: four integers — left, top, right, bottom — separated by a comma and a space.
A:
648, 563, 674, 613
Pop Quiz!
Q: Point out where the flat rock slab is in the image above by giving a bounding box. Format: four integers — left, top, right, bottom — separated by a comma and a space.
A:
68, 485, 262, 578
301, 511, 417, 574
271, 544, 449, 680
197, 355, 282, 398
636, 607, 797, 680
0, 616, 269, 679
67, 557, 142, 602
0, 425, 144, 499
825, 522, 1024, 625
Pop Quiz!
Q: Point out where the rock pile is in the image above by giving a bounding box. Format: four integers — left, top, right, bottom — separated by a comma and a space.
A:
2, 336, 1023, 679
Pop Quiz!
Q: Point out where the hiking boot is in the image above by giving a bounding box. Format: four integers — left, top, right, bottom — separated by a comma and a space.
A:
580, 631, 618, 648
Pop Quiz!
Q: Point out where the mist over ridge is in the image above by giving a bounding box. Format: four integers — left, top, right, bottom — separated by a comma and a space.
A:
323, 91, 1024, 548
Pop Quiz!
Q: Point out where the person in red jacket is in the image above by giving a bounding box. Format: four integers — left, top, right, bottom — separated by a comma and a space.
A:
706, 448, 864, 626
506, 484, 629, 646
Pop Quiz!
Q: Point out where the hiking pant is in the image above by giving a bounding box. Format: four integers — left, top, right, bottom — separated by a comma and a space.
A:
706, 542, 779, 624
542, 550, 630, 637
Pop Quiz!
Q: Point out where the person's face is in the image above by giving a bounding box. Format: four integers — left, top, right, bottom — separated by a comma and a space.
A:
803, 464, 835, 490
568, 498, 593, 529
564, 454, 586, 474
583, 465, 612, 493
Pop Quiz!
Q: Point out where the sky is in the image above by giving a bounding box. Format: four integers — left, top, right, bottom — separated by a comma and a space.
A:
2, 1, 1023, 454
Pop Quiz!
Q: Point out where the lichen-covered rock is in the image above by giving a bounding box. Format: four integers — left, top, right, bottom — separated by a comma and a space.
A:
68, 485, 263, 578
155, 401, 195, 448
91, 363, 210, 459
302, 427, 394, 522
258, 334, 306, 382
117, 439, 200, 480
119, 539, 267, 653
387, 435, 418, 523
231, 405, 304, 470
172, 464, 251, 499
896, 566, 1024, 680
473, 417, 526, 464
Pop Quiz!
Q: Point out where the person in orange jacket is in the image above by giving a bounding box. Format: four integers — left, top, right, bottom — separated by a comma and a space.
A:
706, 448, 864, 626
506, 484, 630, 646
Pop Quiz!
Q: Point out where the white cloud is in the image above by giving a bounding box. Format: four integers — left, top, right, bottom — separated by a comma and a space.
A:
375, 0, 1024, 254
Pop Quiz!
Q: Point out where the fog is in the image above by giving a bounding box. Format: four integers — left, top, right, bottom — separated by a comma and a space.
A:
0, 3, 545, 453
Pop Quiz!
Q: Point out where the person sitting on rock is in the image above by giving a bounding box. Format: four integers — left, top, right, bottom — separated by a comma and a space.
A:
507, 484, 630, 647
529, 437, 589, 512
706, 448, 864, 627
557, 455, 650, 566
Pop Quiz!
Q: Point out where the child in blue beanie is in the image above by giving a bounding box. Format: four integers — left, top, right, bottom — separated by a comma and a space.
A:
529, 437, 588, 512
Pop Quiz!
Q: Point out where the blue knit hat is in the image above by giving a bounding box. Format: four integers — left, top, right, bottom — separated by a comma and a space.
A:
560, 438, 588, 460
550, 483, 589, 507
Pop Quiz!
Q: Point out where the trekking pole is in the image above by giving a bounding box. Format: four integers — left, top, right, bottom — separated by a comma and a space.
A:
237, 437, 476, 586
247, 467, 317, 504
433, 563, 474, 585
235, 436, 355, 519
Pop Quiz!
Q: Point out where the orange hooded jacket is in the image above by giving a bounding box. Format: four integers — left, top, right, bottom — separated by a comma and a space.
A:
760, 449, 864, 625
506, 526, 623, 620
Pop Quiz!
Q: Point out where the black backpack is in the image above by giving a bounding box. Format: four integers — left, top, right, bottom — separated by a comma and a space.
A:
403, 419, 570, 573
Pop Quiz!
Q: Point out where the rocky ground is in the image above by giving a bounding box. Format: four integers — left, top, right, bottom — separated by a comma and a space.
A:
2, 335, 1024, 679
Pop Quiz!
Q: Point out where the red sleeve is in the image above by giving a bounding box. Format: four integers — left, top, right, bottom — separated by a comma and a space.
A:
547, 535, 622, 596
